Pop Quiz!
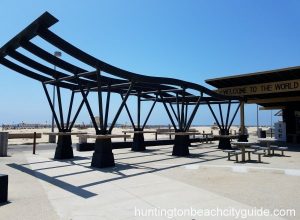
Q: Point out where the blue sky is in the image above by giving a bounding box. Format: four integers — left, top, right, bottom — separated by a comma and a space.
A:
0, 0, 299, 126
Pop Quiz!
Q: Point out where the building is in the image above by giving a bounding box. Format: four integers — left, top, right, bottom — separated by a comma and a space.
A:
206, 66, 300, 144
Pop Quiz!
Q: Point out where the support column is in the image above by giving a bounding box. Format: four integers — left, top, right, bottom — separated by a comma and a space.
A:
131, 129, 146, 151
172, 133, 190, 156
238, 101, 248, 142
91, 137, 115, 168
54, 133, 74, 159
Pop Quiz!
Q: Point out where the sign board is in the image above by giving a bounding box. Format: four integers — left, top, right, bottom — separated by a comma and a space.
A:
216, 79, 300, 96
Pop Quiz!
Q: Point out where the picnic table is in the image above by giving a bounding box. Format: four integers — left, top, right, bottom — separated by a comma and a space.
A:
257, 138, 278, 155
232, 141, 257, 162
201, 132, 213, 143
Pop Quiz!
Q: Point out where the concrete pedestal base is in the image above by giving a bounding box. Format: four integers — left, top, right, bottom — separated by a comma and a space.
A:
131, 132, 145, 151
218, 137, 232, 149
54, 135, 74, 159
0, 132, 8, 157
0, 174, 8, 203
172, 135, 190, 156
218, 129, 232, 149
91, 139, 115, 168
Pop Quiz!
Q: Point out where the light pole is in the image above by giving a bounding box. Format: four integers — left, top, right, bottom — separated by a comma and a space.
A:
270, 110, 273, 137
49, 51, 62, 143
257, 104, 259, 137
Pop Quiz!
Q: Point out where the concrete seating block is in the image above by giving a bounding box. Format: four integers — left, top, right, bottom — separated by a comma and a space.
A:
232, 150, 242, 162
0, 174, 8, 203
270, 145, 279, 154
253, 150, 265, 162
250, 145, 261, 150
278, 147, 288, 156
223, 150, 235, 160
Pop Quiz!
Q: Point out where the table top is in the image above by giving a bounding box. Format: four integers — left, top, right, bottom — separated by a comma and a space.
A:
257, 138, 277, 142
232, 142, 257, 146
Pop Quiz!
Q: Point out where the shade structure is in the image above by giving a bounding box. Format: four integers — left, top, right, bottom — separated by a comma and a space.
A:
0, 12, 242, 166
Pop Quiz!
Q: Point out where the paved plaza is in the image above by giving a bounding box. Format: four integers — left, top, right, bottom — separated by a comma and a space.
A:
1, 140, 299, 220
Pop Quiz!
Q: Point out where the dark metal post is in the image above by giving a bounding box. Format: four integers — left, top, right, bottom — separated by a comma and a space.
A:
218, 104, 224, 129
76, 78, 99, 133
225, 100, 232, 130
180, 90, 185, 130
121, 94, 136, 129
169, 103, 179, 123
56, 86, 64, 130
42, 83, 61, 131
51, 85, 56, 132
69, 91, 90, 130
142, 99, 157, 130
104, 86, 111, 130
137, 91, 141, 129
33, 132, 36, 154
66, 91, 75, 129
207, 101, 222, 130
96, 69, 104, 130
176, 93, 181, 124
184, 102, 188, 128
108, 83, 134, 134
185, 94, 202, 131
50, 51, 61, 143
160, 94, 177, 130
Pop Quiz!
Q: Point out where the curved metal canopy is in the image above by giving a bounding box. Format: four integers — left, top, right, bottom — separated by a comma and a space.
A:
0, 12, 240, 105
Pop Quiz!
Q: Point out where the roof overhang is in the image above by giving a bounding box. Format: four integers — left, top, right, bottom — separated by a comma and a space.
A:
206, 66, 300, 107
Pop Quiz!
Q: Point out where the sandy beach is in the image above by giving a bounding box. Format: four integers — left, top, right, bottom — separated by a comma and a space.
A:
0, 125, 267, 145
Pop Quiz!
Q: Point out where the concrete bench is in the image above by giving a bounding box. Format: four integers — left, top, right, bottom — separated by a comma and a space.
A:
223, 150, 241, 162
8, 133, 42, 139
250, 145, 261, 150
79, 134, 131, 140
277, 147, 288, 156
232, 150, 242, 162
0, 174, 8, 203
253, 151, 265, 163
270, 145, 279, 155
8, 132, 42, 154
201, 131, 214, 143
258, 146, 268, 153
222, 149, 236, 160
245, 149, 256, 160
